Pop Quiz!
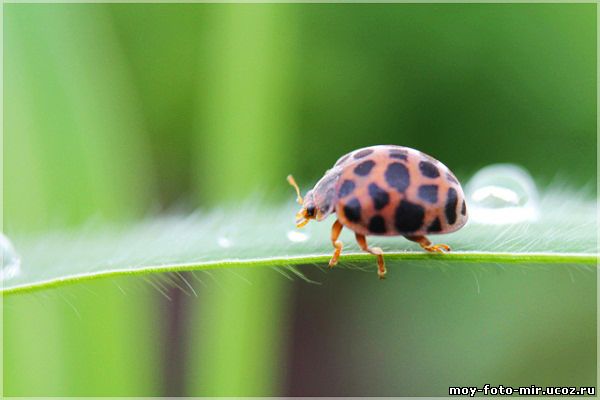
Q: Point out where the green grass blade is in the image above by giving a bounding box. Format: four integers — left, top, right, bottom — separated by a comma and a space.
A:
2, 190, 597, 296
3, 252, 596, 296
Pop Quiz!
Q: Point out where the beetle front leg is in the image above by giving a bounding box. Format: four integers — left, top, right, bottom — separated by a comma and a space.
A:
405, 235, 451, 253
329, 219, 344, 268
355, 233, 386, 279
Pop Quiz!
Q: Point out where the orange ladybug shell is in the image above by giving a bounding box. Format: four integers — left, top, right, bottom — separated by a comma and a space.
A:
331, 145, 467, 236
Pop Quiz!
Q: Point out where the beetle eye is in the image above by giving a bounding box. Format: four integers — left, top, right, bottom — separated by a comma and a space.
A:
306, 206, 316, 218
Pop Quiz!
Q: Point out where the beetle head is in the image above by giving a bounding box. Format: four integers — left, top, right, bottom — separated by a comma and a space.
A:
287, 175, 325, 228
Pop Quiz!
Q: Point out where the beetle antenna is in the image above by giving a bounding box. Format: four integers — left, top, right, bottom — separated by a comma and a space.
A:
287, 175, 304, 205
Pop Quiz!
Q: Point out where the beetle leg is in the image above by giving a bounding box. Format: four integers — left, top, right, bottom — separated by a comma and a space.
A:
405, 235, 451, 253
329, 219, 344, 268
355, 233, 386, 279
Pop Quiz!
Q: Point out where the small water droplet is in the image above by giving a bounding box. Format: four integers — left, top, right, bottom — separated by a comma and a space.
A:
1, 233, 21, 282
217, 237, 233, 248
287, 230, 309, 243
465, 164, 539, 225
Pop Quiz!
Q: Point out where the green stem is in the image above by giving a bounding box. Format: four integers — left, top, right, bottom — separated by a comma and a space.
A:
3, 251, 597, 296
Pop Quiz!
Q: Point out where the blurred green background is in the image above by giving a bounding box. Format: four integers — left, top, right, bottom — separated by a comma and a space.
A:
3, 3, 596, 396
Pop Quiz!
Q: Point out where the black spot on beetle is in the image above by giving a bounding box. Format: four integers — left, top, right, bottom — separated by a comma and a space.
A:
368, 216, 387, 234
334, 154, 350, 167
384, 162, 410, 192
446, 172, 458, 183
461, 200, 467, 216
354, 160, 375, 176
445, 188, 458, 224
427, 217, 442, 232
353, 149, 374, 159
343, 198, 362, 222
418, 185, 438, 204
419, 161, 440, 178
389, 149, 408, 160
368, 183, 390, 210
394, 200, 425, 232
338, 180, 355, 198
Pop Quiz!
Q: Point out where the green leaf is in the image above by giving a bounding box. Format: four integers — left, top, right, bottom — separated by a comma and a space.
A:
2, 190, 597, 295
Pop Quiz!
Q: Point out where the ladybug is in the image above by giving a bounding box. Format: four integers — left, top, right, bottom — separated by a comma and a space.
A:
287, 145, 468, 279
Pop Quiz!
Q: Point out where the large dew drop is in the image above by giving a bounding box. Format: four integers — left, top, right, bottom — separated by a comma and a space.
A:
1, 233, 21, 282
465, 164, 539, 225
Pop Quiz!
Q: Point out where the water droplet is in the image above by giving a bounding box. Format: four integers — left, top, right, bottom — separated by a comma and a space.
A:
287, 230, 308, 243
465, 164, 539, 225
217, 237, 233, 248
1, 233, 21, 282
